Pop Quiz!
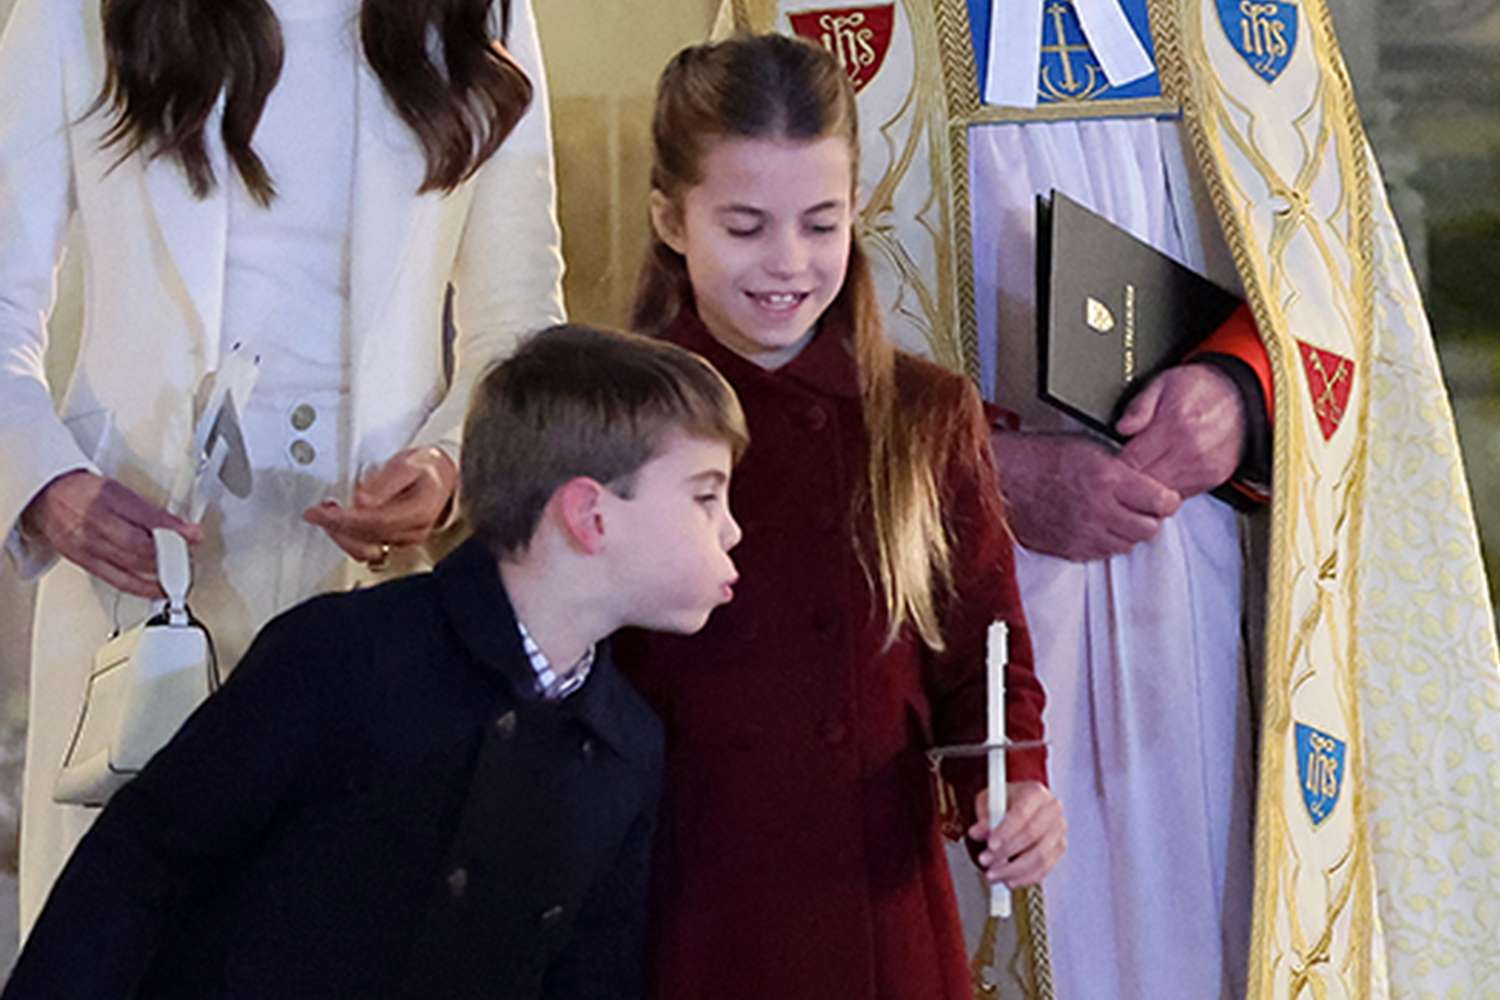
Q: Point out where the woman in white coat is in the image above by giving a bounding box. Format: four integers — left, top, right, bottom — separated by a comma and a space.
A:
0, 0, 565, 930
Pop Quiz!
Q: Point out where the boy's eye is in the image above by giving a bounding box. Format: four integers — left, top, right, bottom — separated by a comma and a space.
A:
726, 226, 760, 238
806, 223, 838, 235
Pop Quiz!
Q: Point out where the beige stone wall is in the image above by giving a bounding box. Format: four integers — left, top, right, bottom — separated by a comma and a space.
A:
536, 0, 720, 328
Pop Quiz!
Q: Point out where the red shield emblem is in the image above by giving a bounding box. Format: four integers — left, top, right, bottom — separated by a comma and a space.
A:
788, 5, 896, 93
1297, 340, 1356, 441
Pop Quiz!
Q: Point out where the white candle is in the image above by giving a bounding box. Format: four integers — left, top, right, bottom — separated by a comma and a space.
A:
987, 621, 1011, 919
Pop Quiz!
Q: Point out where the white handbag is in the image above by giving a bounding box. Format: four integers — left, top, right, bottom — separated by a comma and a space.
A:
53, 530, 220, 806
52, 344, 259, 807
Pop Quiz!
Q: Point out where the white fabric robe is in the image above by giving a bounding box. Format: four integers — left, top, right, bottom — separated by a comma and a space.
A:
962, 118, 1258, 1000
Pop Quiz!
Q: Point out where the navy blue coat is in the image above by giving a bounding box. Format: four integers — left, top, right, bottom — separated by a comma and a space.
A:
5, 539, 663, 1000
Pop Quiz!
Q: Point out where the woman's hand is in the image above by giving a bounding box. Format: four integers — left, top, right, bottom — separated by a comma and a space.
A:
969, 781, 1067, 888
302, 446, 458, 565
20, 470, 203, 598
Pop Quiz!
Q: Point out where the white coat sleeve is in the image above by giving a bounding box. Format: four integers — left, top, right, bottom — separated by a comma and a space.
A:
0, 0, 96, 579
410, 0, 567, 462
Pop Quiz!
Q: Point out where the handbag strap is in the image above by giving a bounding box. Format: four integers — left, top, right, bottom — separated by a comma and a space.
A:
152, 528, 193, 626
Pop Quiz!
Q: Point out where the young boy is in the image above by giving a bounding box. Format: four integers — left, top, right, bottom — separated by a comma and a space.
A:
4, 325, 747, 1000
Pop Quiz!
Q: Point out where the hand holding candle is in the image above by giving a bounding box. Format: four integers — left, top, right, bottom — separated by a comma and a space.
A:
972, 782, 1067, 890
986, 621, 1010, 918
969, 622, 1068, 908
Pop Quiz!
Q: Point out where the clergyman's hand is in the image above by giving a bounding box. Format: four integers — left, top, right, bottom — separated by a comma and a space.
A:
990, 430, 1180, 563
1115, 363, 1245, 499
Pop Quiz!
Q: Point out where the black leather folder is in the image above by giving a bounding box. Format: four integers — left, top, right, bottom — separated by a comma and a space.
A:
1036, 191, 1242, 439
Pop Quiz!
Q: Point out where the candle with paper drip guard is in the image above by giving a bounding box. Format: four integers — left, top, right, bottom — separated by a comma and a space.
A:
987, 621, 1010, 919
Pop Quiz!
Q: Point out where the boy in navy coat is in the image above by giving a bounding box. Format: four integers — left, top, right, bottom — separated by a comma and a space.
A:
4, 324, 747, 1000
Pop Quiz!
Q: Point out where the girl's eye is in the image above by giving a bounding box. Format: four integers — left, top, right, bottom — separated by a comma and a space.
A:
806, 224, 838, 235
726, 226, 761, 238
696, 493, 720, 507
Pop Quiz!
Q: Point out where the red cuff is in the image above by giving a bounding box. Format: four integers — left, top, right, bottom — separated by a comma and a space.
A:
1188, 303, 1273, 420
982, 400, 1021, 433
1228, 479, 1271, 505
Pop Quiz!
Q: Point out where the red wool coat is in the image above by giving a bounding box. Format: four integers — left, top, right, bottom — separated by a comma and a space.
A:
616, 310, 1047, 1000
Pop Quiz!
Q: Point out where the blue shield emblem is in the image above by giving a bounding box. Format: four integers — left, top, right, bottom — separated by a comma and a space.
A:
1216, 0, 1298, 83
1294, 722, 1347, 826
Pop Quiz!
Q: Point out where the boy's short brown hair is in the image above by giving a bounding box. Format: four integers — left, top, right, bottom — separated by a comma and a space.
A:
461, 323, 749, 556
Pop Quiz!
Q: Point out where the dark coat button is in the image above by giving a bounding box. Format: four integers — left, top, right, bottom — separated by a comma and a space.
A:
805, 405, 828, 431
539, 904, 565, 926
447, 867, 468, 898
821, 717, 848, 746
580, 737, 595, 760
495, 711, 517, 740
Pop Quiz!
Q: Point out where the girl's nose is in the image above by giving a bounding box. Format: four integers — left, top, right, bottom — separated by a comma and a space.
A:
763, 227, 809, 277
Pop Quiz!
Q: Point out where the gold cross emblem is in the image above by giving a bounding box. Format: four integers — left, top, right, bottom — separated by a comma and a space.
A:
1306, 350, 1351, 429
1040, 2, 1093, 93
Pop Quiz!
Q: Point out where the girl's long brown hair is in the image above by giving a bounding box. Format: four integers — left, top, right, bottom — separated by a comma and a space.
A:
94, 0, 532, 205
632, 33, 957, 651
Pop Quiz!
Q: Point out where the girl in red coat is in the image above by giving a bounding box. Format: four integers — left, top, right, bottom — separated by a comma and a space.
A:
616, 33, 1066, 1000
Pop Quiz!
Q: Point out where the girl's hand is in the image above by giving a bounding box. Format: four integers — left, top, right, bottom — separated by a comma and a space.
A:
968, 781, 1067, 889
20, 470, 203, 598
302, 446, 457, 564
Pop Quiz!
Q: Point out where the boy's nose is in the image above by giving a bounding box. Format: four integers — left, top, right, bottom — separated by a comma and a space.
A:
721, 509, 743, 551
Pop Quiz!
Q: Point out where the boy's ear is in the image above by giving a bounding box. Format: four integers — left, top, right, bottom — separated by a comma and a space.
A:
650, 190, 687, 254
555, 477, 608, 555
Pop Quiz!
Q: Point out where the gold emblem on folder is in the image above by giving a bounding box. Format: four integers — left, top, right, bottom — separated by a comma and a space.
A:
1085, 296, 1115, 333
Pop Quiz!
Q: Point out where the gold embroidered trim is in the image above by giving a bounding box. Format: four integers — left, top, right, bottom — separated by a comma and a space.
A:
963, 95, 1179, 123
970, 886, 1058, 1000
1146, 1, 1380, 996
